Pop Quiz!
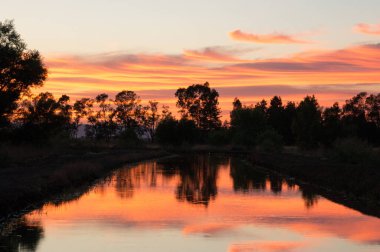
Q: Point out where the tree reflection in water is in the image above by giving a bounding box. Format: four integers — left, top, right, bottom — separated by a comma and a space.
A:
229, 158, 267, 192
301, 187, 320, 209
229, 157, 320, 209
0, 217, 43, 252
175, 155, 223, 206
113, 154, 320, 209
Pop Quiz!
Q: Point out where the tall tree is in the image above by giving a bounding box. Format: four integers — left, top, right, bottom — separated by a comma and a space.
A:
114, 90, 140, 131
341, 92, 368, 139
0, 20, 47, 127
175, 82, 221, 130
141, 100, 159, 142
73, 98, 94, 137
293, 95, 322, 149
267, 96, 285, 135
86, 93, 116, 140
321, 102, 342, 146
230, 103, 267, 146
17, 92, 72, 142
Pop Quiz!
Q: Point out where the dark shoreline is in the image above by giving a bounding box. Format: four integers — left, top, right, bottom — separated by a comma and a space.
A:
0, 148, 171, 223
248, 151, 380, 218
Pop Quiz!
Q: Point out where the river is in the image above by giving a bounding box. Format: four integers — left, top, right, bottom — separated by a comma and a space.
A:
1, 154, 380, 252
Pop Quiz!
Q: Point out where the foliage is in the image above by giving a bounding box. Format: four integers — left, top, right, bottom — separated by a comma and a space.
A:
321, 102, 341, 146
175, 82, 221, 130
0, 20, 47, 127
155, 117, 200, 146
14, 92, 72, 142
332, 137, 375, 164
155, 117, 179, 145
257, 129, 283, 152
292, 95, 322, 149
230, 105, 267, 146
207, 128, 231, 145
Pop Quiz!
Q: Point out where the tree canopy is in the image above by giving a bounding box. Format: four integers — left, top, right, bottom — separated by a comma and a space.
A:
0, 20, 47, 127
175, 82, 221, 130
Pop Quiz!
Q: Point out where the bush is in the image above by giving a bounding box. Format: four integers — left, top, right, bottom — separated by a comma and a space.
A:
332, 137, 374, 164
257, 129, 283, 152
207, 129, 231, 145
117, 129, 141, 147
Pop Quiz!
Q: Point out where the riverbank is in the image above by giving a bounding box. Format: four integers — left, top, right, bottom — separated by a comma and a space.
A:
0, 145, 169, 219
250, 150, 380, 217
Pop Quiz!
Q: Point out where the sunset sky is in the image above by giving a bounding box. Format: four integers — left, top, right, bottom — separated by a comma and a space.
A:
2, 0, 380, 117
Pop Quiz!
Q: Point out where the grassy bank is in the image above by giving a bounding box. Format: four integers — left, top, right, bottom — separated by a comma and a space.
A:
250, 150, 380, 217
0, 145, 169, 219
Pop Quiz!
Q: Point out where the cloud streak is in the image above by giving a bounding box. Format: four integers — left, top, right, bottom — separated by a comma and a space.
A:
229, 29, 311, 44
228, 241, 307, 252
354, 23, 380, 35
183, 46, 254, 63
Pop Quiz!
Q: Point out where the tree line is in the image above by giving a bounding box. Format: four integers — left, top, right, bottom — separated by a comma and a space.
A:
1, 20, 380, 149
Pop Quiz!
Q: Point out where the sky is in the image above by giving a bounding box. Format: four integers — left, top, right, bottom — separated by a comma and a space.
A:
1, 0, 380, 117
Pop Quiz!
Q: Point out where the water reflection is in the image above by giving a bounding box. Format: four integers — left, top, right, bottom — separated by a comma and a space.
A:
175, 155, 220, 206
113, 155, 313, 208
0, 217, 43, 252
2, 154, 380, 252
229, 158, 267, 192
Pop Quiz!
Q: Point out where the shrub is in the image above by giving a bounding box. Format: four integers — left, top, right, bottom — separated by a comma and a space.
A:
332, 137, 374, 164
257, 129, 284, 152
207, 129, 231, 145
117, 129, 141, 147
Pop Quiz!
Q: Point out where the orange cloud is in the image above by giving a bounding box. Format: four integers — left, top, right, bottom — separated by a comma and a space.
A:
229, 29, 311, 44
354, 23, 380, 35
228, 241, 306, 252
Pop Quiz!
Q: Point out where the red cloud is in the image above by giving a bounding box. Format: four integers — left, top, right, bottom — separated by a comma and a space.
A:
354, 23, 380, 35
229, 29, 311, 44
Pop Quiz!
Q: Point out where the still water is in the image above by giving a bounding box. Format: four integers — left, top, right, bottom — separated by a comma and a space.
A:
1, 154, 380, 252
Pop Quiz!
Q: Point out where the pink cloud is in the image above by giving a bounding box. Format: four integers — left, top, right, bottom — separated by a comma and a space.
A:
354, 23, 380, 35
183, 46, 256, 62
229, 30, 311, 44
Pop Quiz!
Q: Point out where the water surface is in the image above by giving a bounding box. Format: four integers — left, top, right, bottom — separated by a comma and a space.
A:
2, 155, 380, 252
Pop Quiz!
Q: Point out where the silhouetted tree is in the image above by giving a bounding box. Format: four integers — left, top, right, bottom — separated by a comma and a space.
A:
72, 98, 94, 137
155, 116, 179, 145
141, 100, 159, 142
230, 101, 267, 146
321, 102, 341, 146
113, 90, 140, 131
86, 93, 116, 140
232, 97, 242, 110
293, 95, 322, 149
175, 82, 221, 130
283, 101, 296, 145
254, 99, 268, 114
267, 96, 285, 135
17, 92, 72, 142
0, 20, 47, 128
366, 94, 380, 126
